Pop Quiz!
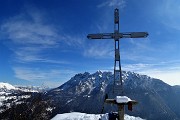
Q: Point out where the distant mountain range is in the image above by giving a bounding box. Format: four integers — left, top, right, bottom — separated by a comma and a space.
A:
0, 82, 54, 120
46, 71, 180, 120
0, 82, 41, 113
1, 71, 180, 120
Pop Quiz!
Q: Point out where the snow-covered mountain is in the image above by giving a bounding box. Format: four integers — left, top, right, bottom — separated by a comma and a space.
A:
0, 82, 54, 120
51, 112, 144, 120
0, 82, 41, 92
0, 82, 17, 90
1, 71, 180, 120
0, 82, 40, 113
47, 71, 180, 120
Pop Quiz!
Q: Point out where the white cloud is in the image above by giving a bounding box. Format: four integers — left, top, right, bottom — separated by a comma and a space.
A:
147, 71, 180, 86
0, 8, 61, 63
97, 0, 126, 9
122, 61, 180, 85
83, 41, 114, 59
0, 7, 85, 87
36, 59, 69, 64
118, 38, 154, 62
1, 13, 58, 45
61, 34, 85, 48
123, 63, 153, 72
157, 0, 180, 30
84, 37, 153, 61
13, 67, 75, 82
42, 81, 64, 88
128, 38, 153, 51
0, 7, 85, 63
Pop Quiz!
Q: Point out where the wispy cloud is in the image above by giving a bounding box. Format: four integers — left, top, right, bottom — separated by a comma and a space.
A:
83, 41, 114, 59
0, 6, 84, 87
86, 0, 128, 59
123, 60, 180, 73
128, 38, 153, 51
84, 38, 153, 61
1, 14, 58, 46
0, 6, 85, 63
122, 60, 180, 85
123, 63, 154, 72
13, 67, 75, 82
13, 46, 69, 64
97, 0, 126, 9
0, 8, 60, 63
156, 0, 180, 30
120, 37, 155, 62
147, 71, 180, 86
61, 34, 85, 48
42, 81, 64, 88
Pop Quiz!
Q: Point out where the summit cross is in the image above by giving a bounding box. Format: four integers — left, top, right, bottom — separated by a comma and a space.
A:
87, 8, 148, 95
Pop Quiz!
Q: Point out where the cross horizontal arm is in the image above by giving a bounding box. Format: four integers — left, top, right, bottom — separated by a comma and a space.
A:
87, 33, 114, 39
121, 32, 148, 38
87, 32, 148, 40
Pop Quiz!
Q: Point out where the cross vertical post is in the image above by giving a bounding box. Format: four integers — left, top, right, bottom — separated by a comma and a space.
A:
87, 8, 148, 120
113, 8, 123, 95
114, 9, 124, 120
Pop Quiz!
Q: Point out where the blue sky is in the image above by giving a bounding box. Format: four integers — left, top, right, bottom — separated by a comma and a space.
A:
0, 0, 180, 87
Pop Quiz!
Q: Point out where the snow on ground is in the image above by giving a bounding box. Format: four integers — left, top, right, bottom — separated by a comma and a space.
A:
51, 112, 100, 120
51, 112, 145, 120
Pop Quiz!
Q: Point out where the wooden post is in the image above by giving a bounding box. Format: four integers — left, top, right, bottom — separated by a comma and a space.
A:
118, 104, 124, 120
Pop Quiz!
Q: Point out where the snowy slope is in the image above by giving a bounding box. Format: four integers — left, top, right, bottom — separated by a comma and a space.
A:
0, 82, 17, 90
0, 82, 41, 113
51, 112, 144, 120
0, 82, 40, 92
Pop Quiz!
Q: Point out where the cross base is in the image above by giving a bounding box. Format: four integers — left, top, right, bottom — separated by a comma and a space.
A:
105, 96, 138, 120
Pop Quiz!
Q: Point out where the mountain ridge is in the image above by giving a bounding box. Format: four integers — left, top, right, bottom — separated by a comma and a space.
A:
47, 71, 180, 120
1, 71, 180, 120
0, 82, 41, 113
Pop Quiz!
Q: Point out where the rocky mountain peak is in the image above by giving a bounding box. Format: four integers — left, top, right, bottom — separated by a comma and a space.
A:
45, 71, 180, 119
